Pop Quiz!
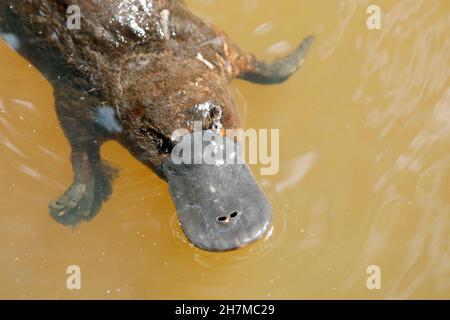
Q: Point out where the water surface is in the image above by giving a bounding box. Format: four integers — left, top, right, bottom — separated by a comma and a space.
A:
0, 0, 449, 299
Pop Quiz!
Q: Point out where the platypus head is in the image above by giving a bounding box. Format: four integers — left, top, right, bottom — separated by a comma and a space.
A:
118, 55, 272, 251
162, 130, 272, 252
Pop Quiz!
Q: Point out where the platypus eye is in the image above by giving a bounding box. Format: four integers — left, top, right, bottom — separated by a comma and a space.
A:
138, 125, 174, 154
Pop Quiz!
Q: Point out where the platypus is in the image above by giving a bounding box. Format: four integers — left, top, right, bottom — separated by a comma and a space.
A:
0, 0, 313, 251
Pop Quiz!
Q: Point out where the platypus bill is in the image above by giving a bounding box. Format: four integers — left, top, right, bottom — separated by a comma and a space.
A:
0, 0, 313, 251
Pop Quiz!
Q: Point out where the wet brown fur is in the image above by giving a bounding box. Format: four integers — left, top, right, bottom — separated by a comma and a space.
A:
0, 0, 245, 172
0, 0, 312, 226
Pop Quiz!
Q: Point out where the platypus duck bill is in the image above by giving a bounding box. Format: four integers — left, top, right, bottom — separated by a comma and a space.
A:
162, 130, 272, 252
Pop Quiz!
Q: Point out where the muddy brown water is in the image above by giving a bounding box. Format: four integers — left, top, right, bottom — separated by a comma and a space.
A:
0, 0, 449, 299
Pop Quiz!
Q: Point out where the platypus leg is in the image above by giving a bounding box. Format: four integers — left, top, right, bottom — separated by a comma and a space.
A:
49, 142, 118, 226
49, 94, 118, 226
236, 35, 314, 85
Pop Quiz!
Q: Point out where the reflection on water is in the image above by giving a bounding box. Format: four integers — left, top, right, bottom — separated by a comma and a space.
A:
0, 0, 449, 299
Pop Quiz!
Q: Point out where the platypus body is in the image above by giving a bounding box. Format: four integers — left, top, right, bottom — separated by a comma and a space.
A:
0, 0, 313, 251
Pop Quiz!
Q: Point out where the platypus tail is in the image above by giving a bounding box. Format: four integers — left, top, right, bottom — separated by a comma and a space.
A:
236, 35, 314, 85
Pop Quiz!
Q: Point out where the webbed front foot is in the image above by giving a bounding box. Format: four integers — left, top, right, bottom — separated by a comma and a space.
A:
49, 146, 118, 227
49, 182, 94, 226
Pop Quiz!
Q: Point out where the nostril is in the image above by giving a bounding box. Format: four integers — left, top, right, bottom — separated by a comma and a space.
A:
229, 211, 239, 219
217, 216, 228, 222
217, 212, 240, 224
